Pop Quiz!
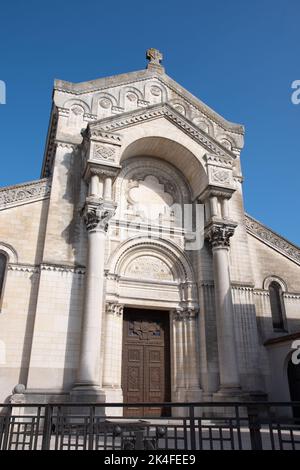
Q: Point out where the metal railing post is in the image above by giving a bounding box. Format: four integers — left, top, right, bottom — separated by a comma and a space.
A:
189, 405, 196, 450
247, 404, 263, 450
88, 406, 95, 450
41, 405, 52, 450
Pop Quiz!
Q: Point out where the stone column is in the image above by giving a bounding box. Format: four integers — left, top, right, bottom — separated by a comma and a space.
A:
104, 176, 113, 201
72, 198, 116, 400
102, 303, 124, 390
89, 174, 99, 197
220, 198, 230, 220
172, 307, 202, 416
184, 308, 201, 396
206, 222, 241, 396
209, 196, 219, 218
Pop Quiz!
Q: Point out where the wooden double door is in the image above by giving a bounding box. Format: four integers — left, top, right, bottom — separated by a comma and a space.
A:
122, 308, 171, 417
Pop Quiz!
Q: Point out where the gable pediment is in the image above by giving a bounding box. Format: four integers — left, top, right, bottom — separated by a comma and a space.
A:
54, 69, 244, 151
88, 102, 236, 161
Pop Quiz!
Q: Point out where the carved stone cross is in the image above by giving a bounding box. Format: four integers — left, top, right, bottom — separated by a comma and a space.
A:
146, 48, 163, 66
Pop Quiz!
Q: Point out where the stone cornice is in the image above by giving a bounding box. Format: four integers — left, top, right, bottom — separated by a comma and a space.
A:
231, 283, 255, 291
8, 264, 40, 274
245, 214, 300, 266
0, 179, 51, 211
41, 108, 58, 178
90, 103, 236, 160
40, 263, 86, 274
253, 288, 300, 299
8, 263, 86, 274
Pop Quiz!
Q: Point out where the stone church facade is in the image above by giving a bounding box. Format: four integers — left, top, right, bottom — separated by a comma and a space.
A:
0, 49, 300, 414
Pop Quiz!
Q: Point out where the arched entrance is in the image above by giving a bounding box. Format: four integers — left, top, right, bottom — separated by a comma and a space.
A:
102, 236, 201, 415
122, 307, 171, 417
288, 359, 300, 418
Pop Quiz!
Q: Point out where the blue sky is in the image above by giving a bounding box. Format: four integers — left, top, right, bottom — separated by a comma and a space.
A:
0, 0, 299, 245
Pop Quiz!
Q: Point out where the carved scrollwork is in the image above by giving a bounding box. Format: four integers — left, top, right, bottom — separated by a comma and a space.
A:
0, 179, 51, 210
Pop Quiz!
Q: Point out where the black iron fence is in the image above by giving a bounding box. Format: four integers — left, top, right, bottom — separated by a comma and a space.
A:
0, 402, 300, 450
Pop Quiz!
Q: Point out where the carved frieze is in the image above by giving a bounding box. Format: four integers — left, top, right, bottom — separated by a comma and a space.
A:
245, 214, 300, 266
125, 255, 173, 281
0, 179, 51, 211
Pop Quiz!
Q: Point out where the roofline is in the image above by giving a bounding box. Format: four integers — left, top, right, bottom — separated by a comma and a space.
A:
245, 212, 300, 252
53, 67, 244, 134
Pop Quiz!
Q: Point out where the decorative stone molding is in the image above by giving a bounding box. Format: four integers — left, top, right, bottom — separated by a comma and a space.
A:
172, 306, 198, 321
283, 293, 300, 300
0, 179, 51, 211
204, 153, 234, 169
55, 140, 78, 150
93, 145, 116, 163
91, 103, 236, 160
8, 264, 39, 274
231, 282, 254, 292
205, 221, 237, 248
106, 303, 124, 316
231, 285, 254, 292
245, 214, 300, 266
83, 199, 116, 233
263, 276, 287, 292
90, 167, 119, 178
253, 289, 270, 297
253, 289, 300, 300
199, 186, 235, 203
210, 167, 232, 185
40, 263, 86, 274
87, 129, 122, 144
125, 255, 173, 281
42, 111, 58, 177
115, 157, 191, 220
83, 161, 120, 183
108, 236, 195, 284
54, 72, 243, 136
8, 263, 86, 274
0, 243, 18, 263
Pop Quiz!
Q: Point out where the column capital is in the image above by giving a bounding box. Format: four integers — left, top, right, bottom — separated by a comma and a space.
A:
172, 306, 199, 321
106, 302, 124, 316
83, 198, 116, 233
205, 220, 237, 249
83, 163, 120, 183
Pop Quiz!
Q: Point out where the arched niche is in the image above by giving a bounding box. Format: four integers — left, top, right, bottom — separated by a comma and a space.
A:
119, 136, 208, 199
114, 156, 191, 229
106, 236, 198, 308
